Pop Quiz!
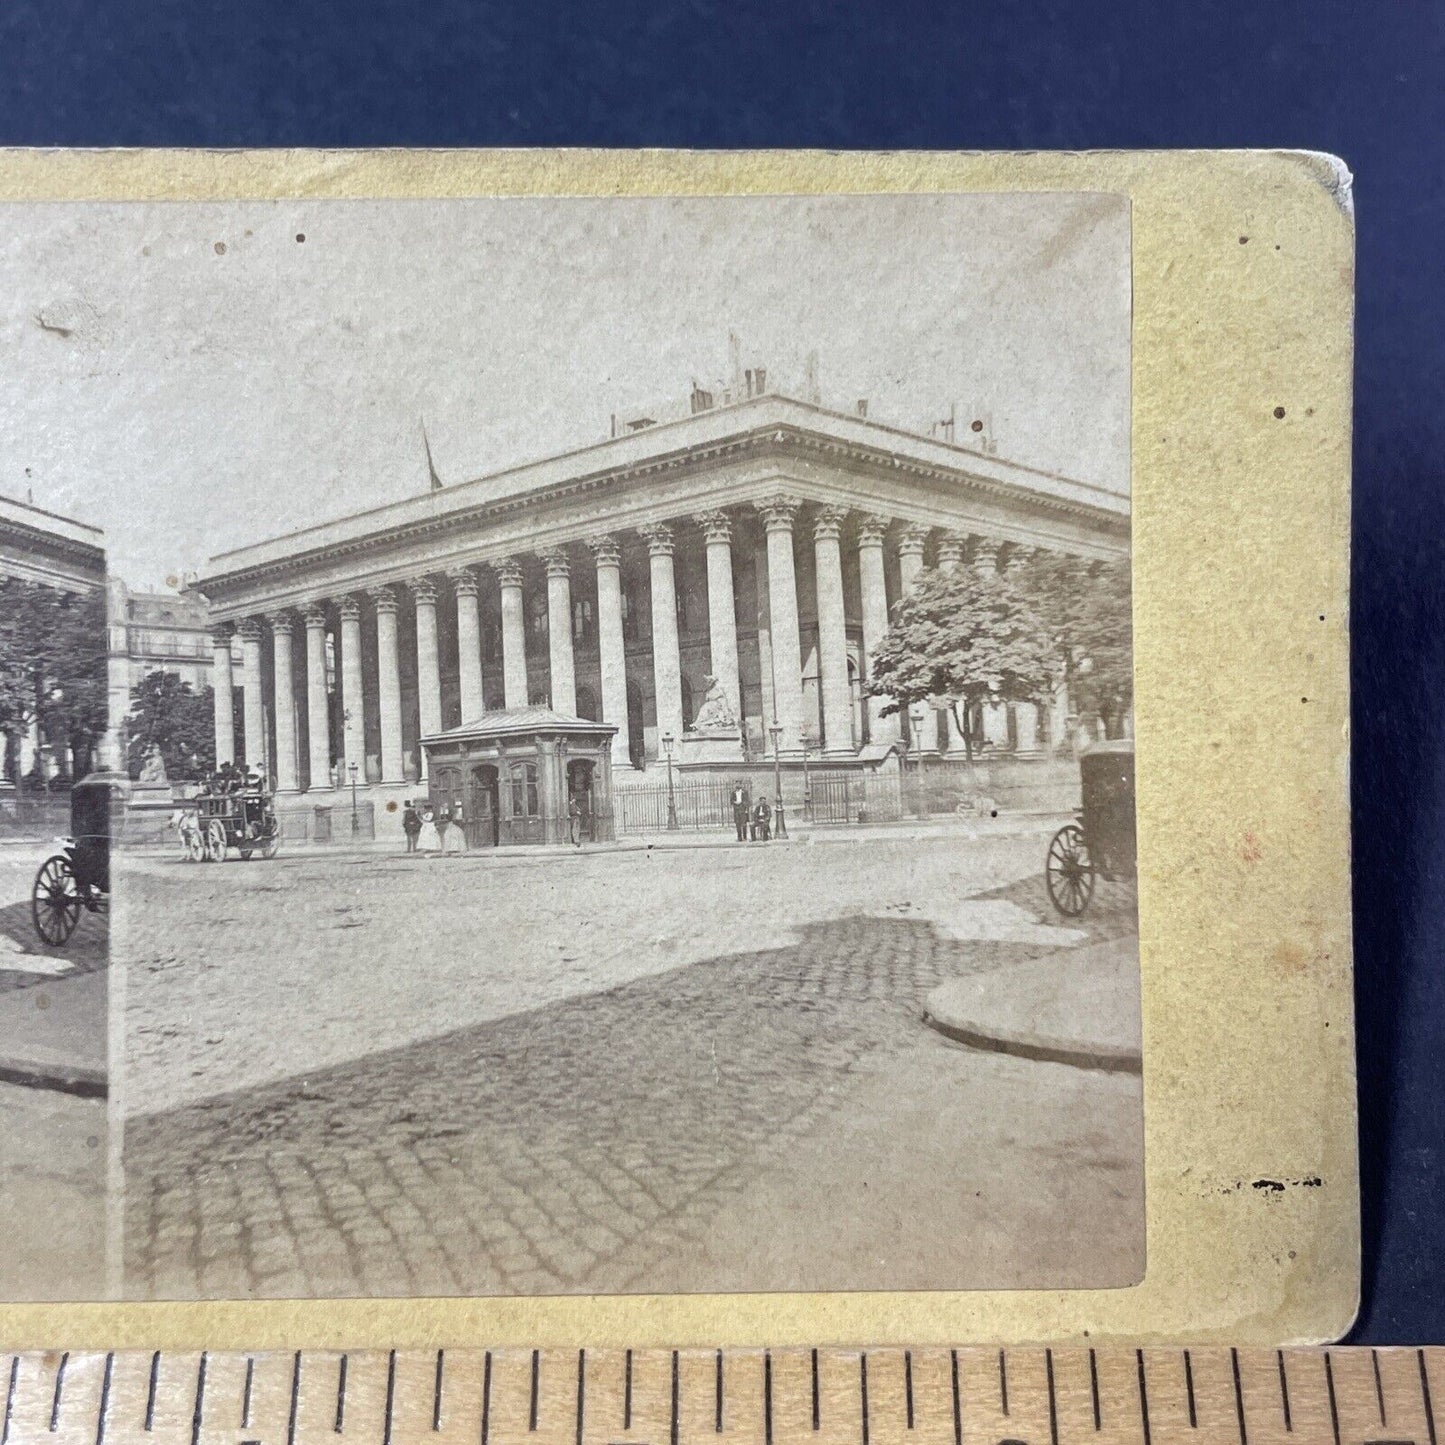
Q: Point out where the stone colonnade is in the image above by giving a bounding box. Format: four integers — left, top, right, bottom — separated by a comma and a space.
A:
210, 496, 1073, 790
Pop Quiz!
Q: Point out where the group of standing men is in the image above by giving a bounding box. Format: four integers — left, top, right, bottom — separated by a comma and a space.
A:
730, 781, 775, 842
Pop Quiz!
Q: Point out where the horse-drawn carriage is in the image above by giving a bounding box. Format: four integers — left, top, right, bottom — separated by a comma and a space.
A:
187, 781, 281, 862
1045, 739, 1137, 917
31, 771, 130, 946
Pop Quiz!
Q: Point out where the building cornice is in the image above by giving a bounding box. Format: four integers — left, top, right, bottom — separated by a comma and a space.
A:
198, 414, 1129, 603
0, 515, 107, 587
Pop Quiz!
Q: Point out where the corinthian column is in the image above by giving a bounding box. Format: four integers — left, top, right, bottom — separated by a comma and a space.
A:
896, 526, 937, 754
496, 558, 528, 710
936, 534, 965, 575
812, 505, 854, 755
588, 535, 631, 766
451, 567, 484, 721
855, 516, 898, 746
210, 625, 235, 767
935, 532, 968, 754
973, 538, 1010, 748
756, 495, 804, 749
303, 604, 331, 790
371, 586, 404, 783
1005, 544, 1040, 752
411, 578, 441, 776
237, 617, 266, 772
268, 612, 299, 791
640, 523, 683, 746
338, 594, 365, 779
694, 509, 742, 727
542, 548, 576, 714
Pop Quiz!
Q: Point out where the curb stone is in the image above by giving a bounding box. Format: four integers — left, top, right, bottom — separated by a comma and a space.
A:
921, 1009, 1142, 1074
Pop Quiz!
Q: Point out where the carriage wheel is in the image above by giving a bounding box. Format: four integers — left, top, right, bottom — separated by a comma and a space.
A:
32, 855, 82, 946
261, 831, 280, 859
1046, 823, 1096, 917
186, 829, 205, 863
205, 820, 228, 863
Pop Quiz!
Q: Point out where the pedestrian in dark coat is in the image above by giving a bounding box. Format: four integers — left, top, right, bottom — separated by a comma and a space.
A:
752, 795, 772, 841
402, 800, 422, 853
730, 781, 750, 842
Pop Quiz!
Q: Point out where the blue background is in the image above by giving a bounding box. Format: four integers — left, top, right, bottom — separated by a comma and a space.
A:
1, 0, 1440, 1342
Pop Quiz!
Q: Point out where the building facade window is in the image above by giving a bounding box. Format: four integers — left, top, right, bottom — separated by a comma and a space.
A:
509, 761, 539, 818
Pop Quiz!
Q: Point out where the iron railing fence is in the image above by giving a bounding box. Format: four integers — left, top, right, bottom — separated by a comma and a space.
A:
613, 771, 911, 833
614, 777, 737, 834
610, 761, 1071, 835
0, 796, 72, 839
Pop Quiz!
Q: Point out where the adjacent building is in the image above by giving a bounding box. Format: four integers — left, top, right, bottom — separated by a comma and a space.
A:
109, 580, 214, 696
0, 492, 113, 784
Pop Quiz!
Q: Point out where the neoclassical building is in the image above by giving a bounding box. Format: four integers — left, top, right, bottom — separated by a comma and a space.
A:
194, 385, 1129, 808
0, 491, 106, 594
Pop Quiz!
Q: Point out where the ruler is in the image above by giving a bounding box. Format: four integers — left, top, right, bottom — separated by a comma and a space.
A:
0, 1348, 1435, 1445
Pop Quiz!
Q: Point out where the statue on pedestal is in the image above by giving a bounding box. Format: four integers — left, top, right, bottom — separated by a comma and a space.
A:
138, 744, 169, 786
688, 674, 737, 732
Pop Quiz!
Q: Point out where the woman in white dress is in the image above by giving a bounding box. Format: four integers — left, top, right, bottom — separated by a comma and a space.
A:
417, 803, 442, 854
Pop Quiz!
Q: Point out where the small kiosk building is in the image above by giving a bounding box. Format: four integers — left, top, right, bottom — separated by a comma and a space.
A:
420, 707, 617, 846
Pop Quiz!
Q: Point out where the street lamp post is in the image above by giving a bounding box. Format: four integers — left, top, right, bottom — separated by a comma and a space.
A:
348, 761, 359, 836
909, 704, 927, 818
799, 729, 814, 822
769, 720, 788, 840
661, 731, 678, 831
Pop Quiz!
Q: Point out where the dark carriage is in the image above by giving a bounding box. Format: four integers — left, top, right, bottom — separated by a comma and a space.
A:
31, 771, 131, 946
194, 782, 281, 862
1045, 740, 1137, 918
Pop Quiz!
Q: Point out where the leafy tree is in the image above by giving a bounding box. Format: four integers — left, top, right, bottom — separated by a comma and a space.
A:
0, 577, 109, 791
866, 565, 1057, 760
123, 671, 216, 781
1015, 553, 1134, 739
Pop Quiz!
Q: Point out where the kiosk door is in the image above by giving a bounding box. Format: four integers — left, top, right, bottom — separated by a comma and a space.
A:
566, 759, 595, 843
467, 765, 500, 848
503, 759, 545, 844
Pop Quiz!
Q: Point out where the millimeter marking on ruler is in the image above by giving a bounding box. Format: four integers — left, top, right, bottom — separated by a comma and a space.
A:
0, 1347, 1441, 1445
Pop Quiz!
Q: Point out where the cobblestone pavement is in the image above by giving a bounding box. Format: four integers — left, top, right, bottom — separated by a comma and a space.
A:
114, 832, 1074, 1113
122, 869, 1140, 1300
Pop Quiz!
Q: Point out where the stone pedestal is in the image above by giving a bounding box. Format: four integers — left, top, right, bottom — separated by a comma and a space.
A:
679, 729, 746, 766
130, 780, 175, 808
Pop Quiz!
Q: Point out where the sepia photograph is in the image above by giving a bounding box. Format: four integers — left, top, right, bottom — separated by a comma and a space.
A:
0, 190, 1139, 1302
